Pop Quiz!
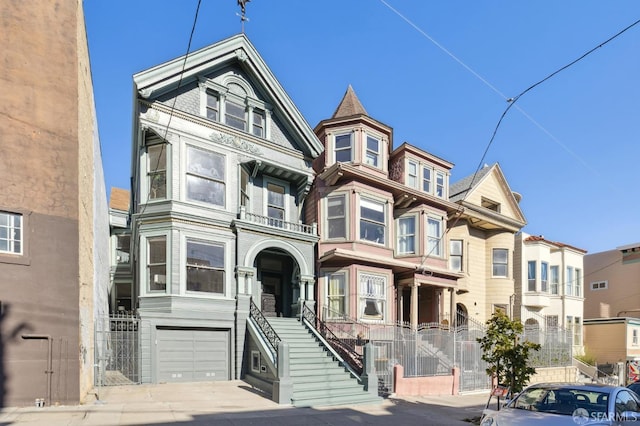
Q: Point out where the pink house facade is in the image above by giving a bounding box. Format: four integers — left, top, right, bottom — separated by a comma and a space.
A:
308, 86, 462, 329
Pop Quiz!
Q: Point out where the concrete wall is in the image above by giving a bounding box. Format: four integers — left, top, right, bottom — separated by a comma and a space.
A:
528, 366, 578, 384
393, 365, 460, 396
0, 0, 107, 407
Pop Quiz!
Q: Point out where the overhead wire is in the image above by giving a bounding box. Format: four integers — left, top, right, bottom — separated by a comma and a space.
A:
138, 0, 203, 218
378, 0, 640, 270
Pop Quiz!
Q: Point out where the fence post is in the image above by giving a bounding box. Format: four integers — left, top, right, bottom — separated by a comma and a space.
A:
362, 343, 379, 396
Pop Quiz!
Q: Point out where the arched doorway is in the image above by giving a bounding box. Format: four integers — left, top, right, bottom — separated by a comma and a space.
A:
456, 303, 469, 327
255, 248, 298, 317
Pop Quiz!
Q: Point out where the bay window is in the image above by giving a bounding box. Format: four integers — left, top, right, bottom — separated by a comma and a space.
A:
422, 167, 432, 193
550, 265, 559, 294
566, 266, 574, 296
407, 160, 418, 188
365, 135, 380, 167
435, 171, 445, 197
449, 239, 463, 272
528, 261, 536, 291
541, 262, 548, 292
147, 144, 167, 200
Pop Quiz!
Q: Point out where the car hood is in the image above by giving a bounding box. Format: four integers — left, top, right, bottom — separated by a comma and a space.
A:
483, 408, 610, 426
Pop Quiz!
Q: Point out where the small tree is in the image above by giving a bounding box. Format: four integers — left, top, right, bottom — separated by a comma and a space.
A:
477, 311, 541, 394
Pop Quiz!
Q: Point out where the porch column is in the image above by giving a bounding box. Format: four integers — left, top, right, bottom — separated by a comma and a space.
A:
411, 282, 419, 330
438, 289, 445, 324
300, 275, 316, 313
449, 288, 457, 328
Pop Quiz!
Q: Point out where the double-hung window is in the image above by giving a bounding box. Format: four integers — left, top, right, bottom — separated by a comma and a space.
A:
435, 171, 445, 198
566, 266, 574, 296
240, 167, 250, 208
252, 109, 265, 137
224, 99, 246, 131
449, 239, 463, 272
147, 236, 167, 292
550, 265, 559, 294
186, 146, 225, 206
397, 216, 416, 254
422, 167, 432, 193
147, 144, 167, 200
186, 240, 224, 294
528, 261, 537, 291
206, 90, 219, 121
407, 160, 418, 188
267, 182, 286, 226
360, 198, 385, 244
335, 134, 352, 163
360, 273, 385, 321
492, 248, 508, 277
0, 212, 22, 254
575, 268, 582, 297
427, 217, 442, 257
327, 195, 346, 239
365, 135, 380, 167
327, 272, 346, 318
541, 262, 548, 292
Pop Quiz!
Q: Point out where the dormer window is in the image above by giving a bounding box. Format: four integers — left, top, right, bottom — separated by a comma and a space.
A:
365, 135, 380, 167
335, 134, 352, 163
200, 77, 270, 139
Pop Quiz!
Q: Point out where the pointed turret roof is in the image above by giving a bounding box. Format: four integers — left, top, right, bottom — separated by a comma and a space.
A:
331, 85, 368, 118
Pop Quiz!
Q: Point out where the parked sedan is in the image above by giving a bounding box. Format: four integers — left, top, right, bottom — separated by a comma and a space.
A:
480, 382, 640, 425
627, 381, 640, 396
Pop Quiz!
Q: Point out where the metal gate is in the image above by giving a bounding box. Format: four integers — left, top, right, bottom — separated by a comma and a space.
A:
457, 339, 491, 392
95, 313, 141, 386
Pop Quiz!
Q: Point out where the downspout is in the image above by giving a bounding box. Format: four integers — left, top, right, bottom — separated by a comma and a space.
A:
22, 334, 53, 406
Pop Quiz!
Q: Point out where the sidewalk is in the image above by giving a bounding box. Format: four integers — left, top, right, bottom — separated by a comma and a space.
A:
0, 381, 489, 425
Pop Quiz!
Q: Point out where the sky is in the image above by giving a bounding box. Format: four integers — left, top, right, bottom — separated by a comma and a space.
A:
84, 0, 640, 255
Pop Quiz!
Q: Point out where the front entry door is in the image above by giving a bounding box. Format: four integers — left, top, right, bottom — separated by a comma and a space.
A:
261, 273, 281, 317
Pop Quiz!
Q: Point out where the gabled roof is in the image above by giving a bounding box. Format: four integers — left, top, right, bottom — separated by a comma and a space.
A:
332, 85, 368, 118
449, 163, 526, 231
133, 33, 323, 158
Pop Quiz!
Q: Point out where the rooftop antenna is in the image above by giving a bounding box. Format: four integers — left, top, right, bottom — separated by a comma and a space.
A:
237, 0, 251, 33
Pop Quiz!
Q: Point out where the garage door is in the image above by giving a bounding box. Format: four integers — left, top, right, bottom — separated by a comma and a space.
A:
156, 328, 229, 382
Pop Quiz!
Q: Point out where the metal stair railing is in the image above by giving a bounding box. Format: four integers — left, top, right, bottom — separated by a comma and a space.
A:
302, 302, 364, 376
249, 297, 281, 359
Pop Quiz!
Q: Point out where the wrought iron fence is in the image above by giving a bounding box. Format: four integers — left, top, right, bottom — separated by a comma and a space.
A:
249, 297, 281, 358
524, 325, 573, 367
94, 313, 141, 387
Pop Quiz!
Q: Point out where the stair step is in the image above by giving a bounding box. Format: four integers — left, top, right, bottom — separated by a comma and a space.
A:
292, 379, 361, 391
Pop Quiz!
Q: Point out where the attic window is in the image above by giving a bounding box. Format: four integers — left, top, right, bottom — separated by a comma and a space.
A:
481, 197, 501, 212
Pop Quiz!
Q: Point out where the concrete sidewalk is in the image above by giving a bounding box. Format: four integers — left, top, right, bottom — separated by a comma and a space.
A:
0, 381, 489, 425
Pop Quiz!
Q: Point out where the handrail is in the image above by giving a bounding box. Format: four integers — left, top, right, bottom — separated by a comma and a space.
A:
249, 298, 281, 355
302, 302, 363, 376
322, 306, 371, 340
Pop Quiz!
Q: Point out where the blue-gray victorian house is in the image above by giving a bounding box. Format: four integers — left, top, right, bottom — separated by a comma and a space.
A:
129, 34, 323, 384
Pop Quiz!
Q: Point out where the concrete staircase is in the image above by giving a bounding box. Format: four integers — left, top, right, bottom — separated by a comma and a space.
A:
268, 317, 382, 407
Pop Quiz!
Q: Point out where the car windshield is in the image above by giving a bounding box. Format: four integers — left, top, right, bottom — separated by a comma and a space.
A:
510, 387, 609, 417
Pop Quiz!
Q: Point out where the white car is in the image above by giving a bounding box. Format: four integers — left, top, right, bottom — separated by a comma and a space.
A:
480, 382, 640, 425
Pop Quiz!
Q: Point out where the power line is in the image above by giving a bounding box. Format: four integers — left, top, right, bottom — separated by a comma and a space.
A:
138, 0, 203, 218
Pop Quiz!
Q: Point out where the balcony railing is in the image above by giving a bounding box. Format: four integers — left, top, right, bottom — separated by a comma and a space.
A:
238, 207, 317, 235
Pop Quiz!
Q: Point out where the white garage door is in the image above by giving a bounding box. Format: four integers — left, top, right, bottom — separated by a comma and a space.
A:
156, 328, 229, 382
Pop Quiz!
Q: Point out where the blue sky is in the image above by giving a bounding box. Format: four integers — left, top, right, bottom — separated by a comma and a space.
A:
84, 1, 640, 254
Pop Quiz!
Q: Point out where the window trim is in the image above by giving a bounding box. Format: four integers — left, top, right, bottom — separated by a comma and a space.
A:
0, 209, 30, 265
397, 215, 417, 255
426, 216, 443, 258
325, 271, 348, 319
326, 193, 347, 240
492, 248, 509, 278
185, 238, 225, 296
143, 233, 169, 296
590, 280, 608, 291
185, 145, 226, 208
264, 178, 289, 225
364, 134, 381, 168
358, 272, 387, 323
359, 196, 386, 245
334, 133, 353, 164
